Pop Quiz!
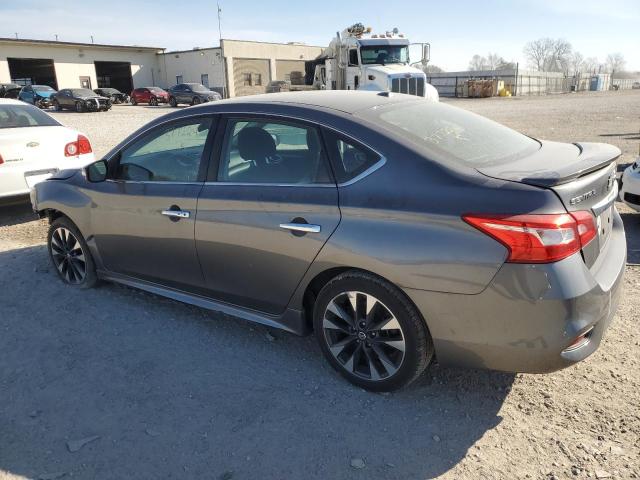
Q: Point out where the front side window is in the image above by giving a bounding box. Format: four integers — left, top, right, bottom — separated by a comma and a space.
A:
360, 45, 409, 65
0, 104, 60, 129
115, 117, 213, 182
218, 119, 332, 184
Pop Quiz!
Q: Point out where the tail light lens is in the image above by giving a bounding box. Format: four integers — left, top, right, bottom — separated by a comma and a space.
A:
463, 212, 597, 263
0, 154, 4, 165
64, 134, 92, 157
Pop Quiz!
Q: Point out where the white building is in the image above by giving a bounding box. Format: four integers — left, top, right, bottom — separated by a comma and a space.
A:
0, 37, 323, 97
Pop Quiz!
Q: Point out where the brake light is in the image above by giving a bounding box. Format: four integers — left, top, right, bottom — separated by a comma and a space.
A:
64, 134, 93, 157
463, 212, 597, 263
0, 154, 4, 165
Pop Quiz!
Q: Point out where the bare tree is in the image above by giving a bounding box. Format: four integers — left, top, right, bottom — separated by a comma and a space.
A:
569, 51, 584, 74
605, 53, 626, 77
468, 54, 487, 71
523, 38, 553, 71
583, 57, 599, 74
523, 38, 572, 72
423, 64, 443, 74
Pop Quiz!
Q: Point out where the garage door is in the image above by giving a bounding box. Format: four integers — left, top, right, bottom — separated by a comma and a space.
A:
233, 58, 270, 97
275, 60, 306, 85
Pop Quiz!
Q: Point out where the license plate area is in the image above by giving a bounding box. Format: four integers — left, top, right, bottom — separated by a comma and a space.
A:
24, 168, 58, 188
596, 205, 613, 250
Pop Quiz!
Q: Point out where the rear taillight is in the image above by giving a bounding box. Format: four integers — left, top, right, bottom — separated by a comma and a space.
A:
463, 212, 597, 263
0, 154, 4, 165
64, 134, 92, 157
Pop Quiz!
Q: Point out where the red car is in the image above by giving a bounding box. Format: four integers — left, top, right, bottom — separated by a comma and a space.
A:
130, 87, 169, 106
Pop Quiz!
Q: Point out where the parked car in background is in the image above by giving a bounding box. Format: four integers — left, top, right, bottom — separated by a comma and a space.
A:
0, 83, 21, 98
52, 88, 112, 112
632, 82, 640, 90
0, 99, 94, 199
130, 87, 169, 106
3, 86, 22, 99
94, 88, 129, 104
266, 80, 291, 93
167, 83, 221, 107
18, 85, 57, 108
31, 91, 625, 391
620, 159, 640, 212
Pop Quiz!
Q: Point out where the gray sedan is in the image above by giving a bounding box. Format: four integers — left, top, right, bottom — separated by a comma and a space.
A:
31, 91, 626, 391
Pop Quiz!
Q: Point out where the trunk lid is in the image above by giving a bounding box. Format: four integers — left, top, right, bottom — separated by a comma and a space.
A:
478, 141, 621, 267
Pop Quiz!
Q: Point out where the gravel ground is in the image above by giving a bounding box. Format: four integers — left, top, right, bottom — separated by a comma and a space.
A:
0, 91, 639, 480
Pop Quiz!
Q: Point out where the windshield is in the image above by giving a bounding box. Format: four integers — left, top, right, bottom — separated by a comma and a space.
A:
33, 86, 55, 92
189, 84, 210, 92
361, 101, 540, 167
101, 88, 119, 94
0, 104, 60, 129
71, 88, 96, 97
360, 45, 409, 65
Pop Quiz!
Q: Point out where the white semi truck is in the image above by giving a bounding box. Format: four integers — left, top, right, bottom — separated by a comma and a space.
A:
305, 23, 439, 101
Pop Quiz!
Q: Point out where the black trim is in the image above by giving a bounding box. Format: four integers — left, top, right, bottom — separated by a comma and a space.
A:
321, 128, 382, 184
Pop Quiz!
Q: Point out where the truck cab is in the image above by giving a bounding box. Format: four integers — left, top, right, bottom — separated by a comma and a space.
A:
307, 24, 439, 101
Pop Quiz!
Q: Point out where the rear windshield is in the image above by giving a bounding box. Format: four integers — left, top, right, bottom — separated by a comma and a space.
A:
361, 101, 540, 167
0, 104, 60, 129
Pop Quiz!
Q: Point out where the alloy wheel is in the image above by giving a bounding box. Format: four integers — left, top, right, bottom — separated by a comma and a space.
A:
322, 291, 406, 381
50, 227, 87, 284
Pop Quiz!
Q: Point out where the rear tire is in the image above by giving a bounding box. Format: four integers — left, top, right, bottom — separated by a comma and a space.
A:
131, 96, 137, 105
313, 270, 434, 391
47, 217, 98, 289
169, 96, 177, 107
53, 100, 62, 111
75, 101, 85, 113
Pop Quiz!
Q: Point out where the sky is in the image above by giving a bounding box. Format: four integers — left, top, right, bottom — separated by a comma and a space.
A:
1, 0, 639, 71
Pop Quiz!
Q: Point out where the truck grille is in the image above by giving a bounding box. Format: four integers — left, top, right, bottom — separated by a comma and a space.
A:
391, 77, 425, 96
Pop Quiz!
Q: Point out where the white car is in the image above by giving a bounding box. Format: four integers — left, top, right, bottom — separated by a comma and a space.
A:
620, 159, 640, 212
0, 98, 94, 199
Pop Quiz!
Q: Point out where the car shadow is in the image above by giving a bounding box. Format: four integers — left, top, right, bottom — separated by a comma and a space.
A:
621, 211, 640, 264
0, 199, 38, 227
0, 244, 512, 480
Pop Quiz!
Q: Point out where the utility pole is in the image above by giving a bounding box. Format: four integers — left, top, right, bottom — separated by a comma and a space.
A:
217, 2, 227, 98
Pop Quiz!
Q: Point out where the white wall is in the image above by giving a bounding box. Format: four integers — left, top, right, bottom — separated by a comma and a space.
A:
160, 48, 225, 91
0, 41, 161, 90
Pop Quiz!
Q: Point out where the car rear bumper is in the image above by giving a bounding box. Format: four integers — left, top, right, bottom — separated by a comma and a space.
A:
404, 207, 626, 373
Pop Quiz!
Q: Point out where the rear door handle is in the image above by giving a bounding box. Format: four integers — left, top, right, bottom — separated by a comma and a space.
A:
162, 209, 190, 219
279, 223, 321, 233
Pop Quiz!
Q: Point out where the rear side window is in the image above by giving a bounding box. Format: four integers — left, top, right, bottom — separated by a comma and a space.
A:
360, 101, 540, 167
323, 130, 381, 183
0, 104, 60, 128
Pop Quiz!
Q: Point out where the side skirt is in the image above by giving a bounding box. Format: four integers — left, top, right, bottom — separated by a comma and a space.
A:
96, 270, 309, 336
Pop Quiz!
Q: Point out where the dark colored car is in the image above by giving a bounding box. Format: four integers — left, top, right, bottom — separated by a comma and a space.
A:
130, 87, 169, 106
167, 83, 221, 107
266, 80, 291, 93
3, 86, 22, 99
52, 88, 112, 112
94, 88, 129, 104
18, 85, 57, 108
31, 91, 625, 391
0, 83, 21, 98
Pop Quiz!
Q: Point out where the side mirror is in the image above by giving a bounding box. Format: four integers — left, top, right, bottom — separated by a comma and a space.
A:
86, 159, 108, 182
422, 44, 431, 65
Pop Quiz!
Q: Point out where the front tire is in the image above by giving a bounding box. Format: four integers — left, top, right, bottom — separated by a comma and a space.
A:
53, 100, 62, 111
47, 217, 98, 289
313, 271, 433, 391
169, 96, 177, 107
150, 96, 158, 106
191, 96, 201, 105
131, 96, 137, 105
75, 101, 85, 113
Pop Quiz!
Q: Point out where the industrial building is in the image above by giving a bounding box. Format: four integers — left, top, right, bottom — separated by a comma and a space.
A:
0, 37, 323, 97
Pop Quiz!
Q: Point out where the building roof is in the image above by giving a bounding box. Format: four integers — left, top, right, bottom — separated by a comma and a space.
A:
0, 37, 164, 52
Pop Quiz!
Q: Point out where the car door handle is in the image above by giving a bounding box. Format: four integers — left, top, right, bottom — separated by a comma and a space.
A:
162, 209, 190, 219
279, 223, 321, 233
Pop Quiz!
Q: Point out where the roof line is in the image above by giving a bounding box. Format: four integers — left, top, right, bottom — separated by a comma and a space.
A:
0, 37, 164, 51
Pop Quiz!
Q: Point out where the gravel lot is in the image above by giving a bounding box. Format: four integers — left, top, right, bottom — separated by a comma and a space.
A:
0, 91, 638, 480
